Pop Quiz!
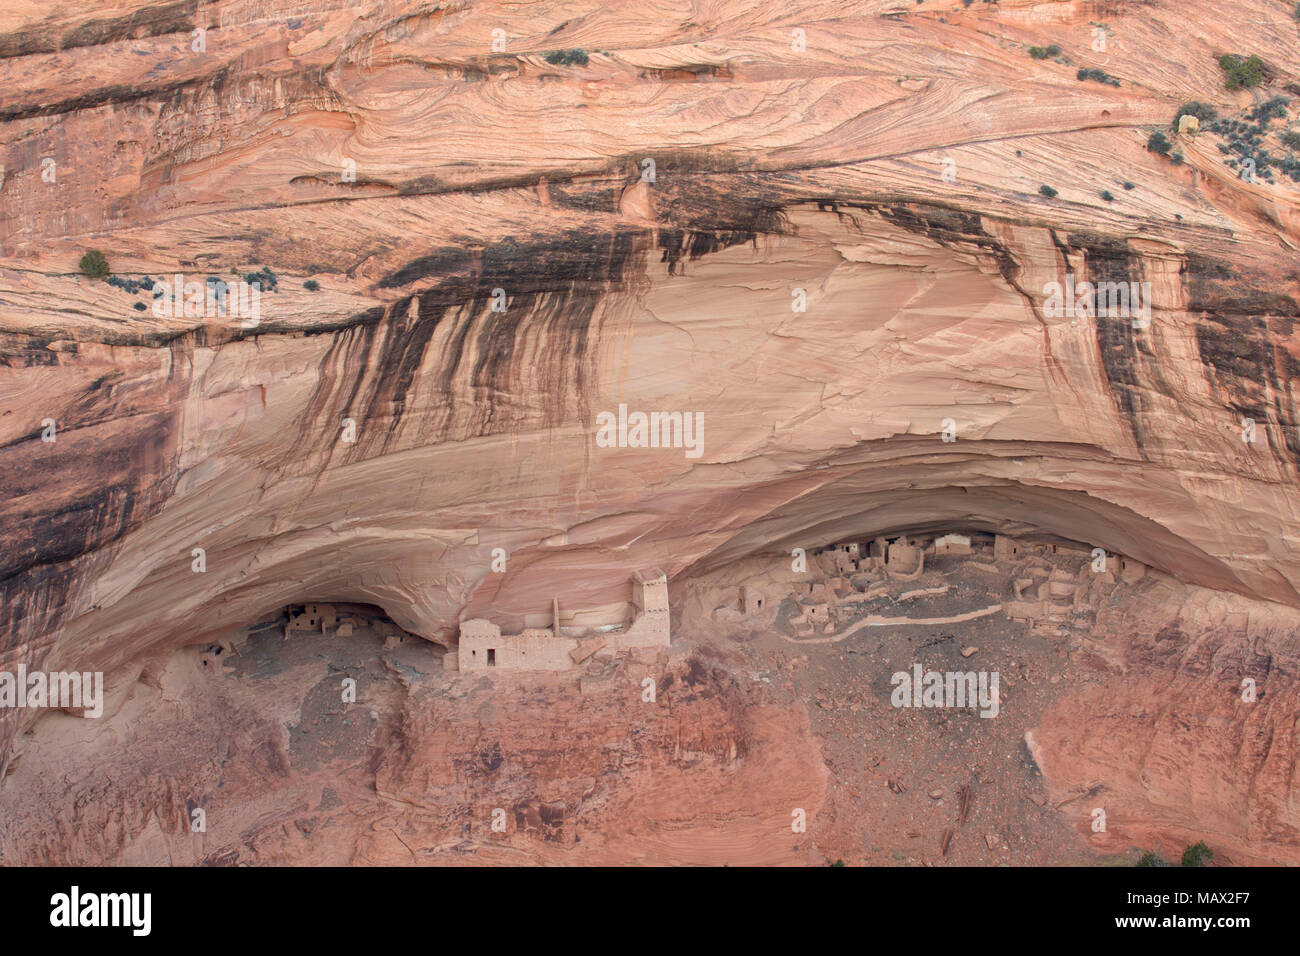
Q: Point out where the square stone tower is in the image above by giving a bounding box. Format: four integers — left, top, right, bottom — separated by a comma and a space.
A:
632, 567, 669, 616
623, 568, 670, 647
741, 585, 766, 615
458, 618, 502, 670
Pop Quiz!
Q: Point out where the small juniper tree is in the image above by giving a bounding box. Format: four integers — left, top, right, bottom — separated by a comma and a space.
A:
1218, 53, 1266, 91
1181, 841, 1213, 867
78, 249, 109, 279
1077, 67, 1120, 87
1147, 130, 1173, 156
543, 49, 589, 67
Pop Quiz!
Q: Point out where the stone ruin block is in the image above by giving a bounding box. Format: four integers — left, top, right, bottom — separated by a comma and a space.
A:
741, 585, 766, 615
1048, 579, 1076, 599
933, 533, 972, 556
886, 539, 925, 580
286, 602, 338, 635
1005, 600, 1044, 623
993, 535, 1022, 562
1118, 557, 1146, 585
801, 601, 830, 621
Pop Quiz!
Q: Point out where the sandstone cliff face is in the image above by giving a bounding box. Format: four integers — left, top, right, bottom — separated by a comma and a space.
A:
1029, 583, 1300, 865
2, 0, 1299, 864
0, 634, 827, 866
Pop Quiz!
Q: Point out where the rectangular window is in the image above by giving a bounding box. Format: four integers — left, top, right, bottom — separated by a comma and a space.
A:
487, 649, 496, 666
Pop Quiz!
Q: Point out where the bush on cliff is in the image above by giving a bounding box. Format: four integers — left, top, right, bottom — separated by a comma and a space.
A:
1077, 67, 1120, 87
78, 250, 109, 279
1146, 130, 1173, 156
1218, 53, 1266, 91
543, 49, 589, 67
1181, 841, 1213, 867
1173, 102, 1217, 130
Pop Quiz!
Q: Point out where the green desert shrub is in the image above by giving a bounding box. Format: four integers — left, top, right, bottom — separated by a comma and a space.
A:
543, 49, 589, 67
1147, 130, 1173, 156
1077, 67, 1120, 87
78, 249, 109, 279
1028, 45, 1061, 60
1218, 53, 1266, 91
1250, 97, 1289, 125
1181, 841, 1213, 867
1038, 184, 1058, 198
242, 266, 278, 292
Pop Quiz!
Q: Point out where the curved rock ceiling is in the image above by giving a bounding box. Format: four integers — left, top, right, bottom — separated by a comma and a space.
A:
1, 0, 1298, 866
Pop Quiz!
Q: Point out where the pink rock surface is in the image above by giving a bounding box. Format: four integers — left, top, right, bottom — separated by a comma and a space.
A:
2, 0, 1299, 865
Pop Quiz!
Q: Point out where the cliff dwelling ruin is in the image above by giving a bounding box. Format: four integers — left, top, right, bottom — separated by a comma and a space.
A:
752, 533, 1146, 642
457, 568, 671, 671
2, 0, 1298, 887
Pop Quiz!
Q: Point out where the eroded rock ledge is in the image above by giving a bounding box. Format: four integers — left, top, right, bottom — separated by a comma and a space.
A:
2, 0, 1299, 864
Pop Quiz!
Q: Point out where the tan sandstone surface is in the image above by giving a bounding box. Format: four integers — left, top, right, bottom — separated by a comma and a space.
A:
2, 0, 1299, 864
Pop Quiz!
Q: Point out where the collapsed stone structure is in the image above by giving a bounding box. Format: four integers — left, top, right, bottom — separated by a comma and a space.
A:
282, 602, 407, 641
286, 602, 336, 635
933, 534, 972, 556
747, 533, 1147, 640
457, 568, 671, 671
886, 538, 926, 580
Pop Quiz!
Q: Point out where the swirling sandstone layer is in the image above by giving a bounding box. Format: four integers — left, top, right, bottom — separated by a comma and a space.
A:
2, 0, 1299, 864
